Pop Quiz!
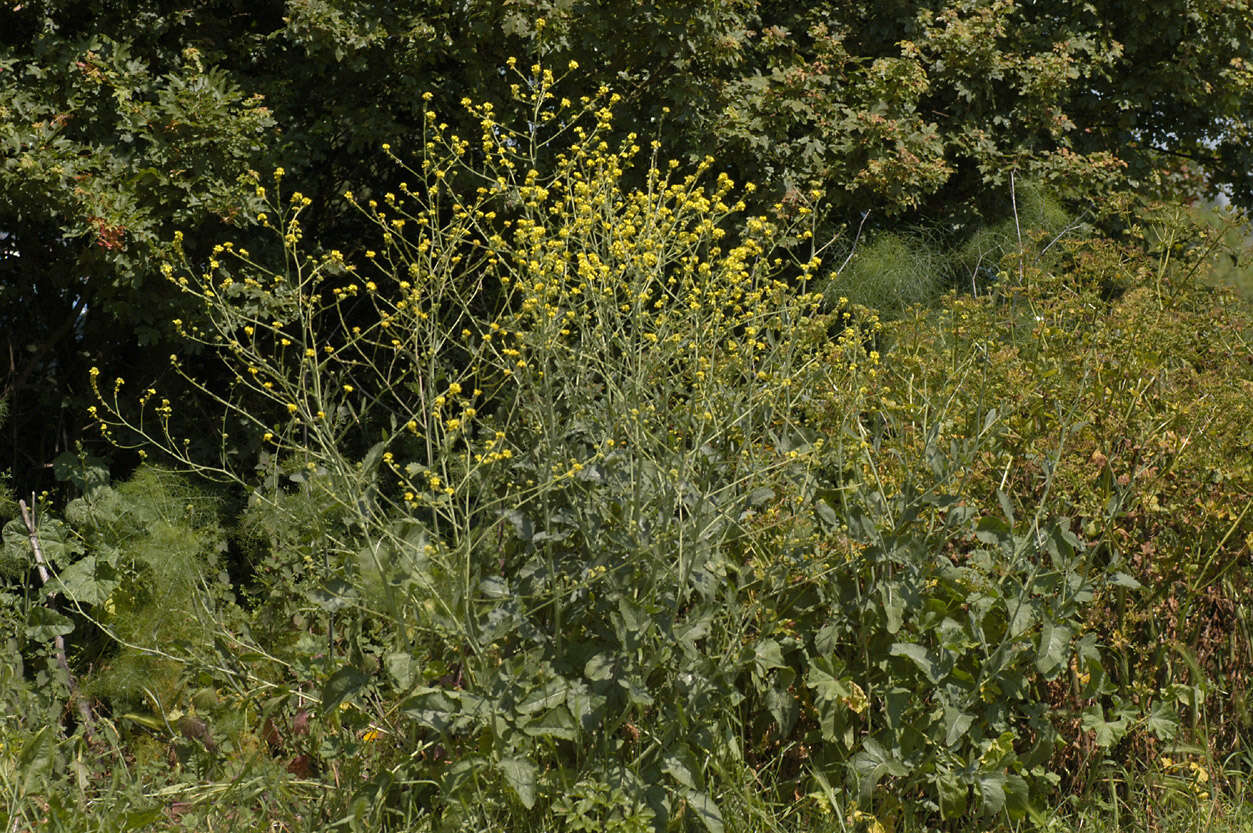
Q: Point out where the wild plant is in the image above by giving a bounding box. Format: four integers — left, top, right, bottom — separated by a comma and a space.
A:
77, 65, 1150, 831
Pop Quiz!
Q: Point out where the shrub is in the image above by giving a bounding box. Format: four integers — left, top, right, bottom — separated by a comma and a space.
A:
872, 204, 1253, 781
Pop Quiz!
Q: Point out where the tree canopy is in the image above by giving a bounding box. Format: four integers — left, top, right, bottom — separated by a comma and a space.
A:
2, 0, 1251, 481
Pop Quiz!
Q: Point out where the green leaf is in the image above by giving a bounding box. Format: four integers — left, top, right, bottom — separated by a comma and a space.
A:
937, 771, 968, 819
995, 489, 1015, 525
56, 555, 118, 606
814, 497, 840, 527
320, 666, 370, 715
1008, 600, 1035, 638
121, 808, 165, 830
18, 725, 55, 794
748, 486, 775, 507
1147, 700, 1180, 741
890, 642, 946, 684
663, 749, 698, 790
943, 705, 974, 748
1109, 572, 1142, 589
310, 577, 355, 612
853, 737, 911, 795
1004, 773, 1030, 819
498, 757, 537, 809
765, 683, 798, 736
683, 788, 725, 833
978, 772, 1007, 815
881, 585, 906, 634
584, 653, 615, 682
565, 680, 607, 732
1035, 622, 1071, 676
754, 638, 787, 674
518, 677, 571, 714
1080, 703, 1128, 748
384, 652, 415, 689
26, 606, 74, 641
401, 688, 468, 734
522, 705, 578, 741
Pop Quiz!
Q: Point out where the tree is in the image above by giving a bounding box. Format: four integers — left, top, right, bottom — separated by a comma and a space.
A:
3, 0, 1250, 485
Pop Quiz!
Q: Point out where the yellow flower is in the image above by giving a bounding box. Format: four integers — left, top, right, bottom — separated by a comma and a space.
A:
286, 403, 298, 414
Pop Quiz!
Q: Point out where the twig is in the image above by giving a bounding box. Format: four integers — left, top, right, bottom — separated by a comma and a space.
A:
836, 210, 872, 276
19, 498, 95, 739
1010, 170, 1025, 285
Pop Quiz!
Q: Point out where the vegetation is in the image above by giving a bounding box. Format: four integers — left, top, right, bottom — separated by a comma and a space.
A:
2, 2, 1252, 831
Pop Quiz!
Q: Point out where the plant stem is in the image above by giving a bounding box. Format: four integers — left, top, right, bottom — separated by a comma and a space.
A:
19, 497, 95, 740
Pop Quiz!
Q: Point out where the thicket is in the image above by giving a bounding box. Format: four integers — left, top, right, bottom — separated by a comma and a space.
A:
1, 63, 1251, 832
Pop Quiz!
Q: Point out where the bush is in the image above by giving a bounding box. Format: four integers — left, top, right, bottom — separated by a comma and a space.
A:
871, 204, 1253, 782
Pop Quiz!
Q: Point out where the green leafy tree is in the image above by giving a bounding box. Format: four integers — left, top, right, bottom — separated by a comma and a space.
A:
4, 0, 1251, 485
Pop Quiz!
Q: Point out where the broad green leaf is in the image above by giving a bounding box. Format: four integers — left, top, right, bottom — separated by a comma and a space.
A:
853, 737, 911, 795
26, 606, 74, 641
975, 517, 1013, 550
1147, 700, 1180, 741
883, 687, 910, 731
384, 652, 415, 689
1080, 704, 1128, 748
806, 656, 849, 703
765, 683, 798, 736
754, 638, 787, 674
663, 749, 698, 790
937, 771, 968, 819
565, 680, 607, 732
402, 688, 468, 734
890, 642, 945, 684
1008, 600, 1035, 638
620, 676, 654, 707
1035, 622, 1071, 676
56, 556, 118, 606
320, 666, 370, 715
1109, 572, 1142, 589
584, 653, 615, 682
748, 486, 775, 507
518, 677, 571, 714
498, 757, 537, 809
18, 725, 56, 795
881, 585, 906, 634
310, 578, 355, 612
814, 497, 840, 527
1004, 773, 1030, 819
522, 705, 578, 741
943, 706, 974, 748
978, 772, 1007, 815
683, 788, 725, 833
